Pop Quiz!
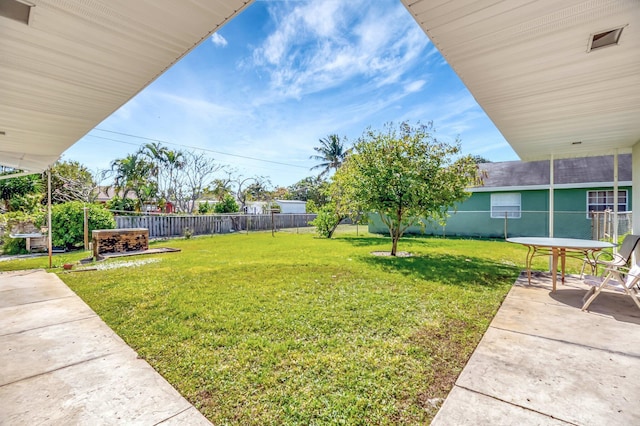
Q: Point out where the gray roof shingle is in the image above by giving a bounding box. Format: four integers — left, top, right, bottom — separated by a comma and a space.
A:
479, 154, 632, 188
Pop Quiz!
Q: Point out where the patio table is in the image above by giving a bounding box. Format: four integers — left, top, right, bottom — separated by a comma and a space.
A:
506, 237, 615, 292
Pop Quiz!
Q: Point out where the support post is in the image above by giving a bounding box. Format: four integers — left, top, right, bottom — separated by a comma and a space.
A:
613, 151, 619, 249
633, 143, 640, 263
504, 211, 508, 239
549, 156, 554, 272
549, 156, 554, 238
83, 206, 89, 251
48, 169, 52, 269
271, 209, 276, 237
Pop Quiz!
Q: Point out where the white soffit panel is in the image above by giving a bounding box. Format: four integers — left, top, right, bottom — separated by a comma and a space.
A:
0, 0, 252, 172
401, 0, 640, 161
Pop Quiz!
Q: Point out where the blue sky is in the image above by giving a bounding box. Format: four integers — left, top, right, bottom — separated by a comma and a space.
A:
64, 0, 517, 187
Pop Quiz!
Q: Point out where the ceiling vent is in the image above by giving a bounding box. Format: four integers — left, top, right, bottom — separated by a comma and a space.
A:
587, 26, 625, 52
0, 0, 33, 25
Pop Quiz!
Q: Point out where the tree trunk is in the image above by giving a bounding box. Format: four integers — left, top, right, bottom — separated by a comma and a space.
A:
326, 214, 343, 238
391, 233, 398, 256
390, 207, 403, 256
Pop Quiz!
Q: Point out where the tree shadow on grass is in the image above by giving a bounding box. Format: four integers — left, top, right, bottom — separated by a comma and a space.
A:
333, 235, 392, 247
358, 252, 519, 289
333, 234, 505, 249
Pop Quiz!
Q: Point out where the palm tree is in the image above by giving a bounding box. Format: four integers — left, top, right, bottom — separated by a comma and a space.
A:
140, 142, 166, 186
110, 153, 155, 211
140, 143, 184, 206
309, 134, 350, 178
160, 149, 185, 205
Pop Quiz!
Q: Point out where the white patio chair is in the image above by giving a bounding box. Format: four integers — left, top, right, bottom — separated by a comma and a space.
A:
580, 234, 640, 278
582, 263, 640, 312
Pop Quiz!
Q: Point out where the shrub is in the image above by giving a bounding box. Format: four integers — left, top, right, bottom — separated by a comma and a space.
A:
2, 235, 26, 255
213, 194, 239, 214
52, 202, 115, 249
106, 196, 136, 213
310, 205, 343, 238
198, 201, 214, 214
183, 227, 193, 239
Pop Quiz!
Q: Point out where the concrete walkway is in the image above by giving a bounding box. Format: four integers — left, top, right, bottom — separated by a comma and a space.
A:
432, 272, 640, 425
0, 269, 210, 425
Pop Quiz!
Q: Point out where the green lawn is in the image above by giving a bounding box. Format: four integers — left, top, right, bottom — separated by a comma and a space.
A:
0, 227, 585, 424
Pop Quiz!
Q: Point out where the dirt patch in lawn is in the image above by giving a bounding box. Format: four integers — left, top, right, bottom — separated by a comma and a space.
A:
411, 318, 474, 418
370, 251, 413, 257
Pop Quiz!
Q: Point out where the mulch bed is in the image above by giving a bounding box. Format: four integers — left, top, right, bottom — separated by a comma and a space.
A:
370, 251, 413, 257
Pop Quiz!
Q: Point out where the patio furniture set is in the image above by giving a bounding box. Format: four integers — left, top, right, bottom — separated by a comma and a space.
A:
508, 234, 640, 312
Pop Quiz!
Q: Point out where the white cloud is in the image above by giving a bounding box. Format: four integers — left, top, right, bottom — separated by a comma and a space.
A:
250, 0, 431, 101
405, 80, 426, 93
301, 0, 343, 38
210, 33, 228, 47
154, 92, 241, 120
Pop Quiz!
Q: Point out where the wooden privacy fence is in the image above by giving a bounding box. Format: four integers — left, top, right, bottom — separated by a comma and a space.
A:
115, 213, 317, 239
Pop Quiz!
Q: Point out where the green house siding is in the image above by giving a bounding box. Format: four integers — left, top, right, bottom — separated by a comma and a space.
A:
368, 187, 632, 239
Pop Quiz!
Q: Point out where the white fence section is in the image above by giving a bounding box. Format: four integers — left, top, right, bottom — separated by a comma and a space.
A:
590, 210, 633, 240
115, 213, 317, 239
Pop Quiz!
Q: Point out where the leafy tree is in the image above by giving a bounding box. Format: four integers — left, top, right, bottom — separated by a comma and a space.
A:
106, 196, 136, 212
271, 186, 291, 200
309, 134, 351, 178
198, 201, 214, 214
287, 176, 329, 206
310, 202, 344, 238
213, 194, 239, 213
310, 175, 352, 238
234, 176, 270, 211
208, 177, 234, 201
244, 181, 271, 202
335, 121, 481, 255
0, 172, 43, 212
305, 199, 318, 213
48, 160, 97, 204
51, 202, 115, 249
471, 155, 492, 164
9, 193, 43, 214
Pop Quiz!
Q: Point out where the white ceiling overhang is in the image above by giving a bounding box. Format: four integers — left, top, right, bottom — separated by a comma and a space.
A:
401, 0, 640, 161
0, 0, 252, 173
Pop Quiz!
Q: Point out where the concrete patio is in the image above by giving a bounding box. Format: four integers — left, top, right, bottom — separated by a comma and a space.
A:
0, 269, 210, 425
432, 272, 640, 425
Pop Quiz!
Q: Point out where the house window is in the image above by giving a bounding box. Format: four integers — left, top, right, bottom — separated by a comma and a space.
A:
587, 190, 627, 216
491, 193, 521, 218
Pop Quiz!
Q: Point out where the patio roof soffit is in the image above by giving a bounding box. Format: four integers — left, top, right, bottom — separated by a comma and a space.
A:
401, 0, 640, 161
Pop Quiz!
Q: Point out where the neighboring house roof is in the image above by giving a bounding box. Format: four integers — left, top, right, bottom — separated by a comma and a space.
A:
275, 200, 306, 204
94, 186, 137, 202
474, 154, 632, 191
246, 200, 306, 205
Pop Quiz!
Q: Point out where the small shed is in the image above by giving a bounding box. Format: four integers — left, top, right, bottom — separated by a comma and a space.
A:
275, 200, 307, 214
244, 200, 307, 214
